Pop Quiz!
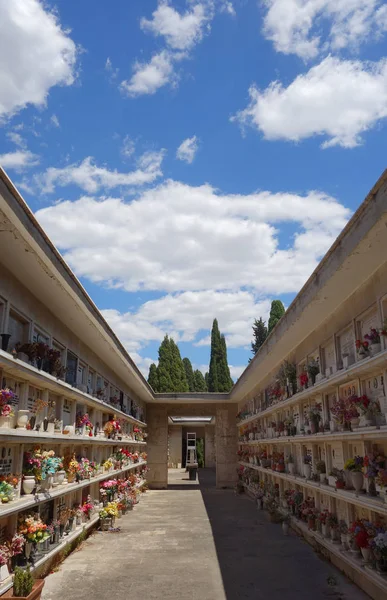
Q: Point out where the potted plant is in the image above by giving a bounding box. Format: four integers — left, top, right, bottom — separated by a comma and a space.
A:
371, 532, 387, 573
0, 388, 15, 428
364, 328, 381, 356
356, 339, 369, 359
339, 521, 349, 549
344, 456, 364, 492
307, 358, 319, 385
282, 514, 290, 536
286, 454, 295, 475
328, 513, 338, 541
315, 460, 326, 483
303, 454, 312, 479
3, 567, 45, 599
308, 404, 322, 434
319, 509, 329, 537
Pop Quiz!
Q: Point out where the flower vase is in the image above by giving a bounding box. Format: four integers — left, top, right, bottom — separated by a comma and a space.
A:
350, 417, 360, 429
330, 528, 337, 542
360, 547, 371, 563
16, 409, 30, 429
304, 464, 312, 479
370, 342, 381, 356
321, 523, 328, 537
0, 416, 10, 429
0, 563, 9, 582
351, 471, 364, 493
22, 476, 36, 495
307, 517, 315, 531
55, 470, 66, 485
341, 533, 348, 549
344, 470, 353, 490
25, 542, 32, 560
288, 463, 295, 475
319, 473, 326, 483
376, 558, 387, 574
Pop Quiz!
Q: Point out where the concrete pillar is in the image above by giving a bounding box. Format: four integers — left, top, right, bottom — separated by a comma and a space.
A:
205, 425, 216, 468
147, 404, 168, 489
215, 405, 237, 488
168, 425, 182, 468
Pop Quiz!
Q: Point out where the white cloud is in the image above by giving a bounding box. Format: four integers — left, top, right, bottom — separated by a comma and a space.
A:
35, 179, 351, 294
176, 135, 199, 163
34, 150, 165, 193
121, 2, 216, 97
101, 290, 271, 357
229, 365, 245, 380
0, 0, 77, 120
120, 51, 176, 97
140, 2, 210, 51
6, 131, 25, 148
105, 57, 119, 81
0, 150, 39, 170
262, 0, 387, 59
121, 135, 135, 159
50, 114, 60, 128
234, 56, 387, 148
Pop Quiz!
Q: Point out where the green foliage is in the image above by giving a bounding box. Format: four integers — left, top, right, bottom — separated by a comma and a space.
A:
148, 335, 188, 393
204, 372, 209, 389
193, 369, 207, 392
183, 357, 195, 392
268, 300, 285, 333
13, 567, 34, 597
208, 319, 233, 392
251, 317, 268, 356
196, 438, 204, 467
147, 363, 159, 392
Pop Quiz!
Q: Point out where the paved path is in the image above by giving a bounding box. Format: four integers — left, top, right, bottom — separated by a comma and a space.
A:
42, 469, 367, 600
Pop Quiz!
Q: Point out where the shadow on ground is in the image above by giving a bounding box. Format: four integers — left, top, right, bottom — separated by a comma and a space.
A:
171, 468, 366, 600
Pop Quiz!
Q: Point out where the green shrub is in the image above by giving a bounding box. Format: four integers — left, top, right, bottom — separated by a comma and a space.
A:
13, 567, 34, 597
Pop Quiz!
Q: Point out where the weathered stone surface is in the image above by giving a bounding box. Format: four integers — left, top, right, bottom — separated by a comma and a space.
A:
42, 469, 366, 600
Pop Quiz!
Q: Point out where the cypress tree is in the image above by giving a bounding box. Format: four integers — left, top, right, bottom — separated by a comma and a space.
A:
204, 372, 209, 389
169, 339, 189, 392
219, 335, 233, 392
268, 300, 286, 333
193, 369, 207, 392
208, 319, 221, 392
156, 335, 174, 392
147, 363, 159, 392
251, 317, 268, 356
208, 319, 233, 392
183, 358, 195, 392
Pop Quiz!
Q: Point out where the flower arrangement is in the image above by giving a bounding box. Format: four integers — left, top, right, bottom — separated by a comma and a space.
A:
308, 403, 322, 422
355, 339, 369, 354
299, 372, 308, 388
0, 543, 11, 566
327, 513, 338, 529
0, 480, 15, 503
80, 501, 94, 519
76, 412, 94, 435
18, 515, 49, 543
371, 532, 387, 558
9, 533, 25, 557
99, 501, 118, 519
344, 456, 364, 472
364, 328, 381, 345
103, 458, 114, 471
363, 452, 385, 478
303, 454, 312, 465
330, 397, 349, 426
0, 388, 15, 417
307, 358, 319, 381
315, 460, 326, 474
41, 450, 63, 480
319, 509, 329, 525
23, 449, 42, 479
376, 469, 387, 488
64, 454, 80, 481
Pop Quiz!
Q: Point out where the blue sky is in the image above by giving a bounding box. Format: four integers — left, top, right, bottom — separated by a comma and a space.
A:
1, 0, 387, 380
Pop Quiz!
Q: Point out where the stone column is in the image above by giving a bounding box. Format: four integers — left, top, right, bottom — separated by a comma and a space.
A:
215, 405, 237, 488
147, 404, 168, 489
205, 425, 216, 468
168, 425, 182, 468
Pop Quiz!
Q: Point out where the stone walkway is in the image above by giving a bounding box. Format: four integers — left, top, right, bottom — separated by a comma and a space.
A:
42, 469, 367, 600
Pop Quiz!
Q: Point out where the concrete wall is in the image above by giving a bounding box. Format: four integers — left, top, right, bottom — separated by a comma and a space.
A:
0, 263, 146, 417
205, 425, 216, 468
168, 425, 182, 468
148, 404, 236, 489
